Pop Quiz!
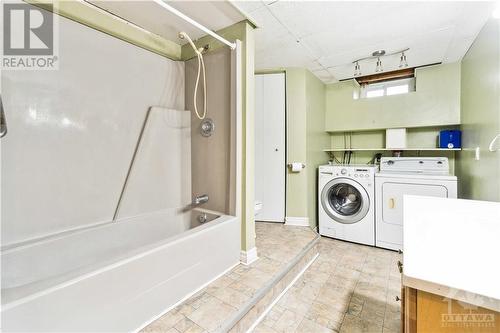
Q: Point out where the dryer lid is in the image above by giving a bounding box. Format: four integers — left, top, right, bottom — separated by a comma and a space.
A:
379, 157, 450, 175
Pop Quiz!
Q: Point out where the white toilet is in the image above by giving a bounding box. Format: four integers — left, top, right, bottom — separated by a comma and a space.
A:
255, 200, 263, 217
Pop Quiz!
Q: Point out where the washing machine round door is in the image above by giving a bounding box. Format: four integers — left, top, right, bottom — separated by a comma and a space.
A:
321, 178, 370, 224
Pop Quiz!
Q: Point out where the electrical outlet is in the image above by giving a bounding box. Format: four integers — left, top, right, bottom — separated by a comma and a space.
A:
475, 147, 480, 161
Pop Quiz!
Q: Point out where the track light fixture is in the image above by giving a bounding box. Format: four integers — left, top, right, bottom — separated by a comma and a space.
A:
352, 48, 409, 77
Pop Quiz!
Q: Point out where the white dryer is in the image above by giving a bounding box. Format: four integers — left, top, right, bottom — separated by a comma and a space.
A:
375, 157, 458, 251
319, 165, 376, 246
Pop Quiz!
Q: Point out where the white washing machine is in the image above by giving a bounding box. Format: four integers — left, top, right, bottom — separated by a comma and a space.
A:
319, 165, 376, 246
375, 157, 458, 251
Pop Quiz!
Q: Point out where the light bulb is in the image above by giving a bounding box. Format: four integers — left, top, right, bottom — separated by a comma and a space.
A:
399, 52, 408, 68
375, 57, 383, 72
354, 61, 361, 76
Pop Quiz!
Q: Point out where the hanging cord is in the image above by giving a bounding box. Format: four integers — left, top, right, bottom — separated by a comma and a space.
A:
179, 32, 206, 120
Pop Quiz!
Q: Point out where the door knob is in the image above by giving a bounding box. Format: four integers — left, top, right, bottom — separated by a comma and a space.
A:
275, 148, 279, 152
395, 296, 401, 302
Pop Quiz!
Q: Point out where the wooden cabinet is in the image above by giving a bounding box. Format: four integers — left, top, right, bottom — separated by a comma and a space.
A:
403, 287, 500, 333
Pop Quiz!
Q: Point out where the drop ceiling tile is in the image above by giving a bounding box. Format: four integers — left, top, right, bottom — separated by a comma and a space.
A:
238, 1, 495, 83
316, 27, 454, 69
231, 0, 265, 14
444, 37, 476, 63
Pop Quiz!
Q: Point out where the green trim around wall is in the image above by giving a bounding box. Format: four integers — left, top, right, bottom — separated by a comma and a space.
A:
255, 69, 286, 75
25, 0, 182, 60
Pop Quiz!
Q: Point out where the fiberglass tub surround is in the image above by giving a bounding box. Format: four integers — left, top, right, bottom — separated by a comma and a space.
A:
1, 5, 239, 332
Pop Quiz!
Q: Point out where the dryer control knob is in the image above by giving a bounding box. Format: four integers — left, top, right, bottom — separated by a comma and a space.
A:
341, 168, 347, 175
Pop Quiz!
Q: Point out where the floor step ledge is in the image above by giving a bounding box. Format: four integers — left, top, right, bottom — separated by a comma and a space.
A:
221, 232, 321, 333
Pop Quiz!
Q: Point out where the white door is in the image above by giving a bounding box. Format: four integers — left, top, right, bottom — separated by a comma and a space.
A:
255, 73, 286, 222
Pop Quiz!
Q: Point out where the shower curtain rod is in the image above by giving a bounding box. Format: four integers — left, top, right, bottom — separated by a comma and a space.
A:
152, 0, 237, 50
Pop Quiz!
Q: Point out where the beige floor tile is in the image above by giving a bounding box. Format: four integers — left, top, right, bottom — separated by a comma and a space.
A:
187, 297, 237, 331
382, 325, 400, 333
238, 268, 274, 291
259, 235, 400, 333
144, 224, 400, 333
188, 292, 217, 309
261, 305, 286, 327
346, 296, 364, 316
251, 256, 284, 274
205, 275, 237, 294
228, 280, 257, 298
305, 301, 345, 331
209, 285, 252, 309
277, 289, 314, 315
340, 313, 383, 333
295, 317, 335, 333
183, 323, 206, 333
174, 317, 197, 332
175, 303, 196, 317
253, 322, 278, 333
141, 311, 185, 332
295, 280, 324, 301
333, 266, 362, 280
273, 309, 304, 333
315, 284, 352, 313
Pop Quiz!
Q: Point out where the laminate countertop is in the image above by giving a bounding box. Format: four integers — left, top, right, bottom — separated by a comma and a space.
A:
402, 195, 500, 312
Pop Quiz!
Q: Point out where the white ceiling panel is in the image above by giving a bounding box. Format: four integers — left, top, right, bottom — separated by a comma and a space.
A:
88, 1, 246, 45
232, 0, 496, 82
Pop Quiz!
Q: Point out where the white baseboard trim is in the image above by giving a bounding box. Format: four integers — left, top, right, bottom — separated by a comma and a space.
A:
245, 252, 319, 333
240, 247, 259, 265
285, 216, 310, 227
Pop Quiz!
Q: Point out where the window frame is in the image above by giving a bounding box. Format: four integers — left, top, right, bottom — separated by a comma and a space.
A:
360, 77, 416, 99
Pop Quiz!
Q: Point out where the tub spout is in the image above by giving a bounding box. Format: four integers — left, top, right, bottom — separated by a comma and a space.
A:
193, 194, 209, 205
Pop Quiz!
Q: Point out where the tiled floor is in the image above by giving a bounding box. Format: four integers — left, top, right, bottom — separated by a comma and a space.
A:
141, 222, 317, 333
253, 237, 402, 333
141, 223, 401, 333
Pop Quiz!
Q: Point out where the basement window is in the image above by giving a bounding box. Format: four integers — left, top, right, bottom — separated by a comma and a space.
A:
360, 77, 415, 99
353, 67, 416, 99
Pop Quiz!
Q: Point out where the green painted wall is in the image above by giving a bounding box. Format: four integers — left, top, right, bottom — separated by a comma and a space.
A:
456, 18, 500, 202
325, 63, 461, 132
285, 69, 329, 228
305, 71, 330, 228
285, 69, 309, 220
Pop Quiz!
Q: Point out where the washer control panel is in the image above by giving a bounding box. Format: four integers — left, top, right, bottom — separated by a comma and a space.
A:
319, 165, 377, 180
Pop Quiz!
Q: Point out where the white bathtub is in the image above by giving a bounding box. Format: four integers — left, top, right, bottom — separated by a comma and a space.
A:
1, 209, 240, 332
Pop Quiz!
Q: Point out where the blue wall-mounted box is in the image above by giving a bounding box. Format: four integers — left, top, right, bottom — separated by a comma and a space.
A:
439, 130, 461, 149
